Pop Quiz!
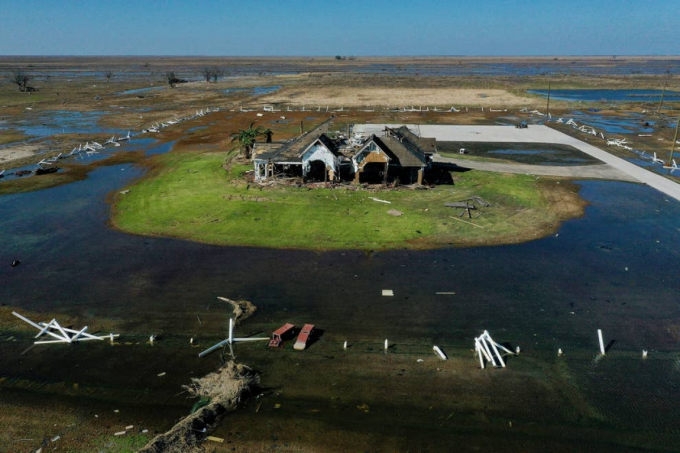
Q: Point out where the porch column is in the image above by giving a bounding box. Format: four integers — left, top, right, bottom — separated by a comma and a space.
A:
417, 167, 424, 185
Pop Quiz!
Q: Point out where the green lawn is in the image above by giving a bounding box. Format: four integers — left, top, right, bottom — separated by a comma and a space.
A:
112, 151, 576, 250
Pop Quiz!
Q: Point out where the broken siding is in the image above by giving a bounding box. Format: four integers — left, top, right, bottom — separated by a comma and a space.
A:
353, 139, 390, 173
302, 142, 338, 175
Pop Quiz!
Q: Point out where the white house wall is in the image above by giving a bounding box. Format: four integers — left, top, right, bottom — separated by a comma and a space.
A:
302, 143, 338, 174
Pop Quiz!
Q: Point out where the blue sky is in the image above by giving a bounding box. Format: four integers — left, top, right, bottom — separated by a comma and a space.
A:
0, 0, 678, 56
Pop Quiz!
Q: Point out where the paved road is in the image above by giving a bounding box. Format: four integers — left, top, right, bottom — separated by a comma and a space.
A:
354, 124, 680, 201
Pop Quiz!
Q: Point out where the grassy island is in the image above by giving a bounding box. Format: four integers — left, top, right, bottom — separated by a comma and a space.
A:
112, 146, 585, 250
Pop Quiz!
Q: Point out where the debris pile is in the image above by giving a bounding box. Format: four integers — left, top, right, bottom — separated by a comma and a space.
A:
139, 362, 258, 453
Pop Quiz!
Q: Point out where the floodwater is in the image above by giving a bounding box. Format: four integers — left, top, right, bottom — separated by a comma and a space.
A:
1, 144, 680, 450
3, 110, 127, 137
529, 89, 680, 103
223, 85, 282, 96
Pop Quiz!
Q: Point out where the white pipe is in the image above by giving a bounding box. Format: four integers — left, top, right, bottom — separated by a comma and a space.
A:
480, 337, 496, 367
597, 329, 605, 355
475, 338, 492, 363
485, 335, 506, 368
384, 339, 388, 351
433, 345, 447, 360
70, 326, 89, 342
476, 343, 485, 369
228, 318, 233, 344
36, 319, 56, 338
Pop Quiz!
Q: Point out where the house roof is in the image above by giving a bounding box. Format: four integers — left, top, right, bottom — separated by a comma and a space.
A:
253, 117, 336, 163
359, 127, 428, 168
392, 126, 437, 154
256, 131, 340, 163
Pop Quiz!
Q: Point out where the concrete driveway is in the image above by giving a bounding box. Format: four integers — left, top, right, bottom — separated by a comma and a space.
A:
353, 124, 680, 202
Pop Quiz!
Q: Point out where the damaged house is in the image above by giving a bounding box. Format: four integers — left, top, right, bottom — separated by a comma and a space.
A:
252, 120, 347, 182
252, 123, 440, 185
352, 126, 435, 184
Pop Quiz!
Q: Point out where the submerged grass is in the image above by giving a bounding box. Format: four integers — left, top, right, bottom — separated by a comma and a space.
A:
112, 148, 584, 250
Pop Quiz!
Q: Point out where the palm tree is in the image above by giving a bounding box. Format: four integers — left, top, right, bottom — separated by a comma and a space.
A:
230, 123, 268, 158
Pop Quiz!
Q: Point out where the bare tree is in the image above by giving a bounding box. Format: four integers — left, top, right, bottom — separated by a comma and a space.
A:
211, 68, 224, 83
10, 69, 32, 92
103, 70, 114, 81
166, 71, 187, 88
202, 67, 225, 83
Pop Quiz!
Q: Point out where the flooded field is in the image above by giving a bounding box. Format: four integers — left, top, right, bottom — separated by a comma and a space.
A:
0, 132, 680, 450
529, 89, 680, 103
1, 56, 680, 451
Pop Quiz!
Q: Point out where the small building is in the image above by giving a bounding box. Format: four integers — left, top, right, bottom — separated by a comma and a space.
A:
352, 126, 432, 184
253, 128, 343, 182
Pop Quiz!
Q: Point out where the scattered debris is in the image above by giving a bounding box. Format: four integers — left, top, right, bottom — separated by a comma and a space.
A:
140, 362, 258, 453
382, 289, 394, 296
598, 329, 606, 355
433, 346, 448, 360
157, 372, 166, 377
199, 317, 268, 358
120, 190, 130, 195
294, 324, 315, 351
387, 209, 403, 216
11, 260, 20, 267
436, 292, 456, 295
369, 197, 391, 204
207, 436, 224, 443
474, 330, 515, 369
11, 311, 119, 344
114, 431, 126, 436
269, 323, 295, 348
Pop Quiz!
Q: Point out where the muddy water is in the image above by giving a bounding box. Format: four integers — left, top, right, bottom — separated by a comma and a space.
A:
1, 156, 680, 450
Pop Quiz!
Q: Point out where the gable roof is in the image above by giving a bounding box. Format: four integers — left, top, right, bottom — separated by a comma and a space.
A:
253, 118, 336, 163
379, 127, 429, 167
393, 126, 437, 154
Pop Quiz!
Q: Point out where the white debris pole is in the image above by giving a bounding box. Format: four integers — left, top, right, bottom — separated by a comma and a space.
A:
343, 341, 348, 350
384, 339, 389, 351
12, 311, 119, 344
198, 317, 268, 358
475, 331, 515, 369
476, 343, 485, 369
597, 329, 605, 355
433, 345, 447, 360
